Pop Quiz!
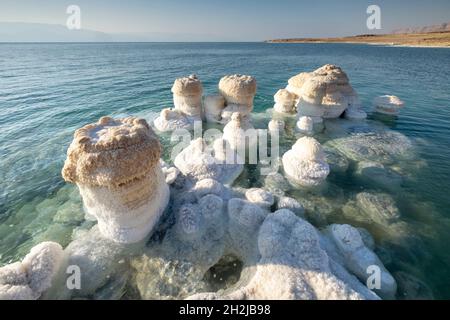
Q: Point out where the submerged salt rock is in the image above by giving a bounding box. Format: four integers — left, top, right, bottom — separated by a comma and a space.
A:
287, 65, 364, 121
354, 161, 403, 191
222, 112, 257, 151
245, 188, 274, 209
193, 178, 224, 199
296, 116, 314, 134
326, 224, 397, 299
0, 242, 65, 300
373, 95, 404, 115
62, 116, 170, 243
203, 95, 225, 123
220, 104, 251, 124
355, 192, 401, 225
174, 138, 243, 185
274, 89, 296, 114
218, 74, 257, 108
268, 119, 285, 133
171, 74, 203, 117
276, 196, 305, 218
153, 108, 193, 132
282, 137, 330, 187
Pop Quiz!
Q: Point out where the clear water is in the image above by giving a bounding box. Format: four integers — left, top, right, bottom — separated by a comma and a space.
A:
0, 43, 449, 299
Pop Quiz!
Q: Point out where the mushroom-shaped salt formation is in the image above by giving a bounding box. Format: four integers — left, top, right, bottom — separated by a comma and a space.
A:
373, 95, 404, 115
285, 64, 366, 122
273, 89, 296, 114
282, 136, 330, 187
171, 74, 203, 118
222, 112, 257, 152
218, 74, 257, 110
62, 116, 170, 243
296, 116, 314, 134
203, 94, 226, 123
0, 242, 65, 300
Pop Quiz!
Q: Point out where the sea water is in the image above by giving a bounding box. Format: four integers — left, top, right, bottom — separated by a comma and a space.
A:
0, 42, 449, 299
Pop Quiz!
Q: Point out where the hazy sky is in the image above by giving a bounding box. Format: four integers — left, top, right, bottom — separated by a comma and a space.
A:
1, 0, 449, 40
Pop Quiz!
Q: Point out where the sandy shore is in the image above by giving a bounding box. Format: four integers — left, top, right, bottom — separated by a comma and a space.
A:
266, 32, 450, 48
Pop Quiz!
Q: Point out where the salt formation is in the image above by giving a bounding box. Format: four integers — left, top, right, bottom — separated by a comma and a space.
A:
373, 95, 404, 115
277, 64, 366, 123
296, 116, 314, 134
222, 112, 257, 152
245, 188, 274, 209
268, 119, 285, 133
62, 116, 170, 243
0, 242, 64, 300
273, 89, 296, 114
203, 94, 226, 123
218, 74, 257, 110
174, 137, 243, 185
323, 224, 397, 299
188, 210, 379, 300
153, 75, 203, 131
282, 136, 330, 187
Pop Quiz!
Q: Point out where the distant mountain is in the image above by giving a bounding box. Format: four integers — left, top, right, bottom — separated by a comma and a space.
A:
0, 22, 235, 42
0, 22, 112, 42
392, 22, 450, 34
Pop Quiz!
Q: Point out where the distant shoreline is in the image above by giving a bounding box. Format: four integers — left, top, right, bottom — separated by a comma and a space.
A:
266, 31, 450, 48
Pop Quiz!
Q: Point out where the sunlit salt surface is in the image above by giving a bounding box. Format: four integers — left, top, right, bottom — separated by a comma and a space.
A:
1, 43, 450, 299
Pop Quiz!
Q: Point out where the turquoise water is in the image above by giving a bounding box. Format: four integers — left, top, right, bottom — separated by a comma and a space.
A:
0, 43, 450, 299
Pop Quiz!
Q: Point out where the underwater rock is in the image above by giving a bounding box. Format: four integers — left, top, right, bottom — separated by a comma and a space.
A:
373, 95, 404, 116
394, 271, 434, 300
354, 161, 403, 191
325, 224, 397, 299
203, 95, 225, 123
355, 192, 401, 225
263, 172, 291, 197
174, 138, 243, 185
322, 145, 350, 174
325, 130, 414, 164
189, 210, 379, 300
344, 106, 367, 120
222, 113, 257, 152
282, 137, 330, 187
268, 119, 285, 133
153, 108, 193, 132
273, 89, 296, 114
62, 116, 170, 243
172, 74, 203, 117
0, 242, 65, 300
218, 74, 257, 109
276, 196, 305, 218
296, 116, 314, 134
245, 188, 274, 209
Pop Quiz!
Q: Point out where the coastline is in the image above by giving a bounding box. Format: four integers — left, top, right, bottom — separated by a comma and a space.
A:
266, 31, 450, 48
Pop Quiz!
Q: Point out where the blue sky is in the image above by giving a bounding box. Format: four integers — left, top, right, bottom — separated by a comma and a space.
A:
0, 0, 449, 40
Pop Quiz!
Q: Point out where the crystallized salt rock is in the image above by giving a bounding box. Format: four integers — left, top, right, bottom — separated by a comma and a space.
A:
189, 209, 379, 300
0, 242, 65, 300
193, 178, 224, 199
218, 74, 257, 108
222, 112, 257, 152
282, 137, 330, 187
276, 196, 305, 218
220, 104, 251, 124
153, 108, 193, 132
171, 74, 203, 117
268, 119, 285, 133
296, 116, 314, 134
203, 94, 225, 123
325, 224, 397, 299
273, 89, 296, 114
160, 159, 180, 185
286, 65, 365, 122
245, 188, 274, 209
174, 137, 243, 185
62, 116, 170, 243
373, 95, 404, 115
355, 192, 401, 225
